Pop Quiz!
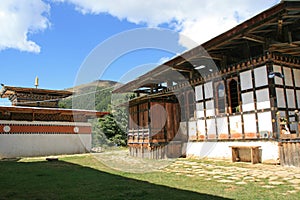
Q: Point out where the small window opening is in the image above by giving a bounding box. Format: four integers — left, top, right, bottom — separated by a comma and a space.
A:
229, 79, 239, 113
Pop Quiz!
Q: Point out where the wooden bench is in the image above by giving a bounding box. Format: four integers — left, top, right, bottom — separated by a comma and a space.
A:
46, 157, 59, 162
229, 146, 261, 164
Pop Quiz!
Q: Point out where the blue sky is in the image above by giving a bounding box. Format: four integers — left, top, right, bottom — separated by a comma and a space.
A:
0, 0, 280, 106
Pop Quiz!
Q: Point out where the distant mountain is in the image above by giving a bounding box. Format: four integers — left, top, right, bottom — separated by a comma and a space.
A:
65, 80, 119, 93
60, 80, 119, 111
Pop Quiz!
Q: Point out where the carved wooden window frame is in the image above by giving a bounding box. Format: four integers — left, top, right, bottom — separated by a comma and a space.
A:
214, 81, 226, 115
227, 77, 240, 114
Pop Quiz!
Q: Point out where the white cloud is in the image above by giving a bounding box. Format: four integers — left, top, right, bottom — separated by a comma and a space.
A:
0, 0, 50, 53
0, 0, 281, 53
55, 0, 280, 48
158, 56, 171, 65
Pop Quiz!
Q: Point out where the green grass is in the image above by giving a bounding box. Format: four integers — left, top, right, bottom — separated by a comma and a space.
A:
0, 154, 299, 200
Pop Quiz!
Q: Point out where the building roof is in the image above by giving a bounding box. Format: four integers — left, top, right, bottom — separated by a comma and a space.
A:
0, 85, 73, 99
114, 1, 300, 93
0, 105, 109, 122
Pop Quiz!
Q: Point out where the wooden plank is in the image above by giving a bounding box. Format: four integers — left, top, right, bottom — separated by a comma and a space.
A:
285, 143, 291, 166
283, 143, 288, 166
251, 147, 260, 164
231, 147, 239, 162
279, 143, 285, 166
295, 142, 300, 167
281, 142, 286, 166
291, 142, 296, 166
288, 143, 293, 166
282, 142, 288, 166
229, 146, 261, 148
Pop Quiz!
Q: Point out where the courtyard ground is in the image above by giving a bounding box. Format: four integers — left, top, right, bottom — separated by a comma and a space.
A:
0, 148, 299, 199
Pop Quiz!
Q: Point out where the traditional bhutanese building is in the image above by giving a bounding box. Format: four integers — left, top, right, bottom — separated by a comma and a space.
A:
0, 84, 108, 158
114, 1, 300, 167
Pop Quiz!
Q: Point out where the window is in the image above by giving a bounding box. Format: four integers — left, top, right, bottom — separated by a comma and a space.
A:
188, 92, 195, 119
216, 82, 225, 114
179, 94, 186, 121
179, 92, 195, 121
229, 79, 239, 113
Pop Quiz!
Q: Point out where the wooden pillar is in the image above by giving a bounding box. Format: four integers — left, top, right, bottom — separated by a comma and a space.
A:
251, 147, 260, 164
267, 59, 278, 139
276, 112, 281, 138
295, 110, 299, 137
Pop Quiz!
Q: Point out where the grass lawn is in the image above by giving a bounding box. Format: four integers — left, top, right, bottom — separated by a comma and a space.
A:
0, 152, 299, 200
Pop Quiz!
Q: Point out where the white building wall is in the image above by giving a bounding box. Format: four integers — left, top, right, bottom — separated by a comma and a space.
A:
187, 141, 279, 163
0, 120, 92, 158
240, 70, 252, 90
273, 65, 283, 85
256, 88, 270, 109
254, 66, 268, 87
0, 134, 91, 158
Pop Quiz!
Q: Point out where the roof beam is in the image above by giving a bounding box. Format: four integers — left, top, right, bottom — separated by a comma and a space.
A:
242, 34, 265, 43
282, 14, 300, 19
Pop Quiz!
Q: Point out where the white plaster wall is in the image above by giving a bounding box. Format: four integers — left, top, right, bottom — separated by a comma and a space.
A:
256, 89, 270, 109
273, 65, 283, 85
196, 102, 204, 118
197, 119, 206, 135
294, 69, 300, 87
254, 66, 268, 87
207, 119, 216, 135
297, 90, 300, 108
257, 112, 273, 133
240, 70, 252, 91
229, 115, 242, 133
243, 114, 256, 133
204, 81, 213, 99
188, 121, 197, 137
276, 88, 286, 108
186, 141, 279, 163
286, 89, 296, 108
216, 117, 228, 135
242, 92, 254, 112
0, 134, 91, 158
283, 67, 293, 86
195, 85, 203, 101
206, 100, 215, 117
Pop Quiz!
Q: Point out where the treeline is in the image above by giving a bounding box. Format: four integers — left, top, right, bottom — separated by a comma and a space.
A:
59, 85, 131, 147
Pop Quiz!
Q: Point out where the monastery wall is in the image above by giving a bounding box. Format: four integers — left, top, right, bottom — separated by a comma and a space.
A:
0, 121, 92, 158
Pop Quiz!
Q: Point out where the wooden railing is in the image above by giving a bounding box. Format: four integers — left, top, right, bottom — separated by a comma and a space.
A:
128, 129, 150, 144
279, 141, 300, 167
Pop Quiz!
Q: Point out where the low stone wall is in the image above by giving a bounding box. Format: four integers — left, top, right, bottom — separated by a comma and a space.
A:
0, 120, 92, 158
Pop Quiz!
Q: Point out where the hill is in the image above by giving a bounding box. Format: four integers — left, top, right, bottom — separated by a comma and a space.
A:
65, 80, 119, 94
59, 80, 119, 111
59, 80, 129, 147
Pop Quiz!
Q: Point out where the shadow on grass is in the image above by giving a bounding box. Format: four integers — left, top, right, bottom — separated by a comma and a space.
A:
0, 160, 231, 200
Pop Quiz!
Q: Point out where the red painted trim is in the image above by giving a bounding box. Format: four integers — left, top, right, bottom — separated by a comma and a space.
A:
0, 124, 91, 134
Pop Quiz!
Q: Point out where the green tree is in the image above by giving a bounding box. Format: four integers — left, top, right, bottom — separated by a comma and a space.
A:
59, 83, 129, 147
91, 119, 110, 147
98, 112, 127, 146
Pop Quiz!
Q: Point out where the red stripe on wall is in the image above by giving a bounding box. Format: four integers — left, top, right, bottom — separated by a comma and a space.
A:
0, 125, 91, 134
